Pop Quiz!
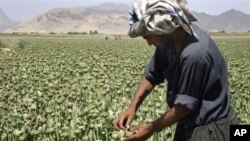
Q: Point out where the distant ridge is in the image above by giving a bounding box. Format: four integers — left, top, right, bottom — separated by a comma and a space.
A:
4, 3, 129, 34
4, 3, 250, 34
0, 9, 19, 31
193, 9, 250, 32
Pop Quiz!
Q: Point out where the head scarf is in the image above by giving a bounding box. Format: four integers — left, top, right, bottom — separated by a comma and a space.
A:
128, 0, 198, 38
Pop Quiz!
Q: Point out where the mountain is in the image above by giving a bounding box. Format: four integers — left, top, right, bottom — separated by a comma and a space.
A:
4, 3, 129, 34
0, 9, 19, 31
194, 9, 250, 32
4, 3, 250, 34
84, 2, 129, 15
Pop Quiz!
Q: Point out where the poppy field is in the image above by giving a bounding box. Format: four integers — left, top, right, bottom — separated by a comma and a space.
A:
0, 34, 249, 141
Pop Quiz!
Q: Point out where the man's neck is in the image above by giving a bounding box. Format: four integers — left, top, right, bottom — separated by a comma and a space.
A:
173, 28, 187, 55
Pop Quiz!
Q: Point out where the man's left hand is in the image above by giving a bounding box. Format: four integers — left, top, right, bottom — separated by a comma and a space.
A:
125, 123, 155, 141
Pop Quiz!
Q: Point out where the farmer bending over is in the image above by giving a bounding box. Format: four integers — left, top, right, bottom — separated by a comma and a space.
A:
113, 0, 239, 141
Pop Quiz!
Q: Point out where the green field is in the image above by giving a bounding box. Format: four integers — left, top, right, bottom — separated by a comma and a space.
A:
0, 34, 249, 141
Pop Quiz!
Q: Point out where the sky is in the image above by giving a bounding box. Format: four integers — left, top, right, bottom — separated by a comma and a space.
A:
0, 0, 250, 22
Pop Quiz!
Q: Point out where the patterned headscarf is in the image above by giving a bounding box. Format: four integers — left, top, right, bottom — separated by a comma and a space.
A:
128, 0, 197, 37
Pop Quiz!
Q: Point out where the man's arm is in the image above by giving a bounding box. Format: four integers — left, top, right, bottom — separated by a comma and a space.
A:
152, 105, 191, 132
128, 75, 154, 112
124, 105, 191, 141
114, 75, 155, 130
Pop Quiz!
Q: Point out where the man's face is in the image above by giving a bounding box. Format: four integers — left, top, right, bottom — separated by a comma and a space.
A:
143, 34, 173, 47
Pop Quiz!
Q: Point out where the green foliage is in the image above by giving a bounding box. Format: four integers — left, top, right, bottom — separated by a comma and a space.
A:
67, 32, 88, 35
89, 30, 99, 35
0, 35, 249, 141
16, 40, 25, 49
0, 39, 4, 48
213, 36, 250, 124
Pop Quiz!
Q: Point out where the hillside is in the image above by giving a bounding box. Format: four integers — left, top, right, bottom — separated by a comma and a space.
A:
194, 9, 250, 32
4, 3, 250, 34
0, 9, 19, 31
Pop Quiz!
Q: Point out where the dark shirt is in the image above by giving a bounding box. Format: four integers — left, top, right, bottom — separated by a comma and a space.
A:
144, 24, 230, 127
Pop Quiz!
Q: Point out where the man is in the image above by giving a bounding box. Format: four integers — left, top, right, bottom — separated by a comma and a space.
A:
113, 0, 239, 141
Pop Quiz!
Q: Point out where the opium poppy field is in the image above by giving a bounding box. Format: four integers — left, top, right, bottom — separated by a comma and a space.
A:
0, 34, 249, 141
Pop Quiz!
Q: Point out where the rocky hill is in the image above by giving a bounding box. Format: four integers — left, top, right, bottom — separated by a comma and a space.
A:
194, 9, 250, 32
0, 9, 19, 32
4, 3, 250, 34
4, 3, 129, 34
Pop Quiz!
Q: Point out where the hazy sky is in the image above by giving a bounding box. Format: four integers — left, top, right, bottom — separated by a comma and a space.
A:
1, 0, 250, 22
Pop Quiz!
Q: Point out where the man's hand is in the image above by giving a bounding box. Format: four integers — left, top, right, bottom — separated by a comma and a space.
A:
113, 109, 136, 130
125, 123, 155, 141
114, 75, 154, 131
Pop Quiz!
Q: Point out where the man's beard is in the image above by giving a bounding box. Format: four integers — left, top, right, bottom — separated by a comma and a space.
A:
158, 35, 174, 48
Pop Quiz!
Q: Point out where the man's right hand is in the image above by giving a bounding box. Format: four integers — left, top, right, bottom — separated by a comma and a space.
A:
113, 76, 154, 130
113, 109, 136, 130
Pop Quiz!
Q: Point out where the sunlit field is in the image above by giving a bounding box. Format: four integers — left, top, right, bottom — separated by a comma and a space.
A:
0, 33, 249, 141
